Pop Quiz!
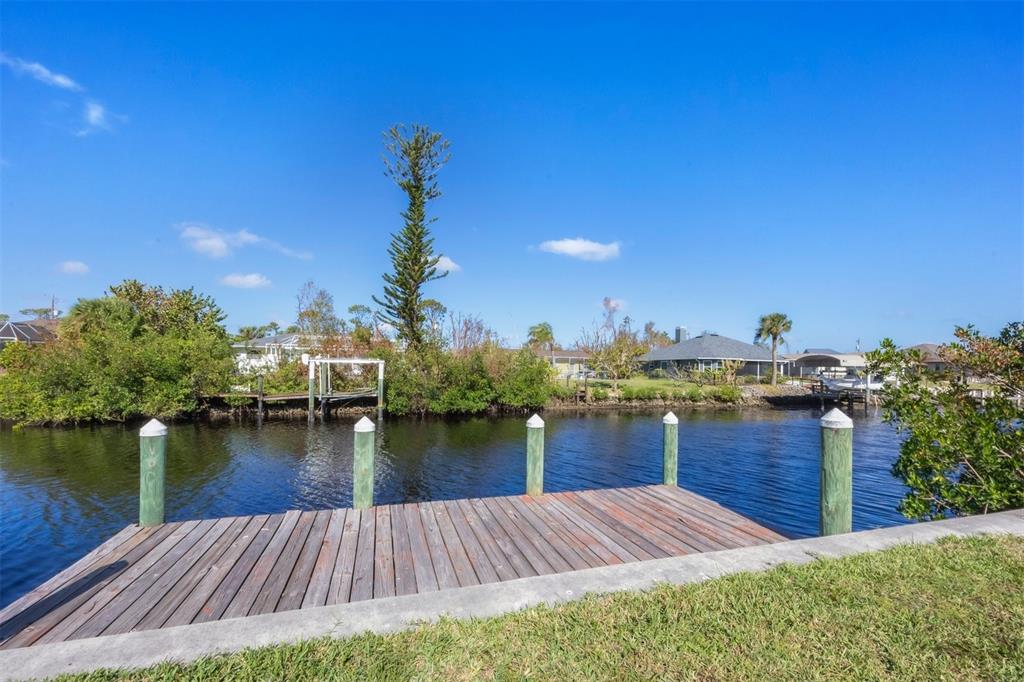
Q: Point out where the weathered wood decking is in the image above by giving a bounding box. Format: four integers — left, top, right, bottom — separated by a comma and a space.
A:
0, 485, 785, 649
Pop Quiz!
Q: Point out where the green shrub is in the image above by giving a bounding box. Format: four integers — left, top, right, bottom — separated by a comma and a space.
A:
639, 386, 659, 400
705, 385, 742, 403
433, 352, 495, 414
0, 286, 233, 425
549, 383, 574, 400
377, 345, 551, 416
493, 349, 551, 409
681, 386, 702, 402
375, 345, 445, 416
591, 387, 609, 401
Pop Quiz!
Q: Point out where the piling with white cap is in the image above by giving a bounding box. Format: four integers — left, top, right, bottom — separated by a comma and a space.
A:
353, 416, 376, 509
662, 411, 679, 486
526, 413, 545, 496
139, 418, 168, 527
820, 408, 853, 536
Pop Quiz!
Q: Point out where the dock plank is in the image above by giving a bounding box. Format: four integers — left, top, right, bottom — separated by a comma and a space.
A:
192, 513, 283, 623
372, 506, 396, 599
249, 512, 316, 615
165, 514, 270, 626
100, 517, 238, 635
429, 501, 480, 588
349, 507, 376, 602
441, 499, 501, 584
403, 503, 439, 593
302, 510, 346, 609
221, 510, 301, 619
418, 504, 459, 591
529, 496, 625, 566
139, 516, 253, 630
479, 497, 555, 576
389, 502, 418, 596
278, 511, 333, 612
327, 509, 361, 605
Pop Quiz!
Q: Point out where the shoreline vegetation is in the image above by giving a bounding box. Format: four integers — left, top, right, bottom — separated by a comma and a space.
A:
55, 535, 1024, 681
1, 126, 798, 428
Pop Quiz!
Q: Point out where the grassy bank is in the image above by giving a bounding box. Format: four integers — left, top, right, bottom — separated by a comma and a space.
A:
64, 535, 1023, 681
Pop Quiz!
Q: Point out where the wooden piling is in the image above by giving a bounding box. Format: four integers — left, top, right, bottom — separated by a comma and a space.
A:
139, 419, 167, 527
307, 358, 315, 425
820, 408, 853, 536
526, 413, 544, 496
376, 361, 384, 412
662, 411, 678, 486
256, 375, 264, 424
353, 416, 375, 509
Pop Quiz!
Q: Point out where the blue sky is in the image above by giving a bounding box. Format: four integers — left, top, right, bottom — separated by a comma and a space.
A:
2, 2, 1021, 351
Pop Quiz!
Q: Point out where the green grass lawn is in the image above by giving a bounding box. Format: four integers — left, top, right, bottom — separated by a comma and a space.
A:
63, 535, 1024, 681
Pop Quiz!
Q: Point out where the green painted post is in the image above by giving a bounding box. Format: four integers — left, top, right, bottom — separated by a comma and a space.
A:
662, 411, 678, 486
820, 408, 853, 536
353, 416, 375, 509
526, 413, 545, 496
139, 418, 168, 527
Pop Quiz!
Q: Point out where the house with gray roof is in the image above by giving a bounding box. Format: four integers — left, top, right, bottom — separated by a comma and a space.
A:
641, 332, 783, 378
0, 320, 57, 350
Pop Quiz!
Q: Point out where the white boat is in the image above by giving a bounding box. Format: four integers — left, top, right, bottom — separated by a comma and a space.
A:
821, 373, 886, 392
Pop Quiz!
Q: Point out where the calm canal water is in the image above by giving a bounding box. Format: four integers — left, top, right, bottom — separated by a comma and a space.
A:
0, 408, 907, 608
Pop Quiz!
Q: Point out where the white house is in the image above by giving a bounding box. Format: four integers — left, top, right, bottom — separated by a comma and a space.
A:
232, 333, 313, 372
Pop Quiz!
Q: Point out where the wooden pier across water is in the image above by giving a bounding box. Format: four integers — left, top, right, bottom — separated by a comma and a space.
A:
0, 485, 785, 650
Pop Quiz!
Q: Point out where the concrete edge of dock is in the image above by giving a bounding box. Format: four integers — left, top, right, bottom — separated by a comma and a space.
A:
3, 509, 1022, 681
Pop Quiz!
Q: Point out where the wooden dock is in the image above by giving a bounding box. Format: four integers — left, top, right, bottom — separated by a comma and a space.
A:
0, 485, 784, 650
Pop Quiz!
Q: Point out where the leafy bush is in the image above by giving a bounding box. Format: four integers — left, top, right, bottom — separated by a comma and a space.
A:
376, 345, 551, 416
0, 283, 233, 424
676, 386, 702, 402
868, 324, 1024, 520
705, 385, 742, 403
591, 387, 609, 401
492, 349, 551, 409
434, 352, 495, 414
374, 345, 445, 416
548, 383, 574, 400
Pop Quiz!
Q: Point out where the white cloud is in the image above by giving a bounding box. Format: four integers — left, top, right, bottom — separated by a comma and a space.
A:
0, 53, 82, 91
58, 260, 89, 275
179, 223, 312, 260
220, 273, 271, 289
2, 52, 121, 136
538, 238, 620, 261
436, 255, 461, 273
76, 100, 112, 136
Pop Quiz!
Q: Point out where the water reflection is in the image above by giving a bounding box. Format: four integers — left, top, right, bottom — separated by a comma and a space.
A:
0, 408, 906, 607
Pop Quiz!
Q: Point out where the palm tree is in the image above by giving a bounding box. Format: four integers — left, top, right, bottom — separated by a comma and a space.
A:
527, 322, 556, 364
754, 313, 792, 386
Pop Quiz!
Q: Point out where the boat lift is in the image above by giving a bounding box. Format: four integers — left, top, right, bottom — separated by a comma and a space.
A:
304, 355, 385, 422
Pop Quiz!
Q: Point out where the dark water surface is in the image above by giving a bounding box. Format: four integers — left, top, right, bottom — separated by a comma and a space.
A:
0, 408, 906, 608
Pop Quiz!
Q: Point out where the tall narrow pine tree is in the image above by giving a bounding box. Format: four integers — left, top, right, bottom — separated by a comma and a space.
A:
373, 124, 451, 348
